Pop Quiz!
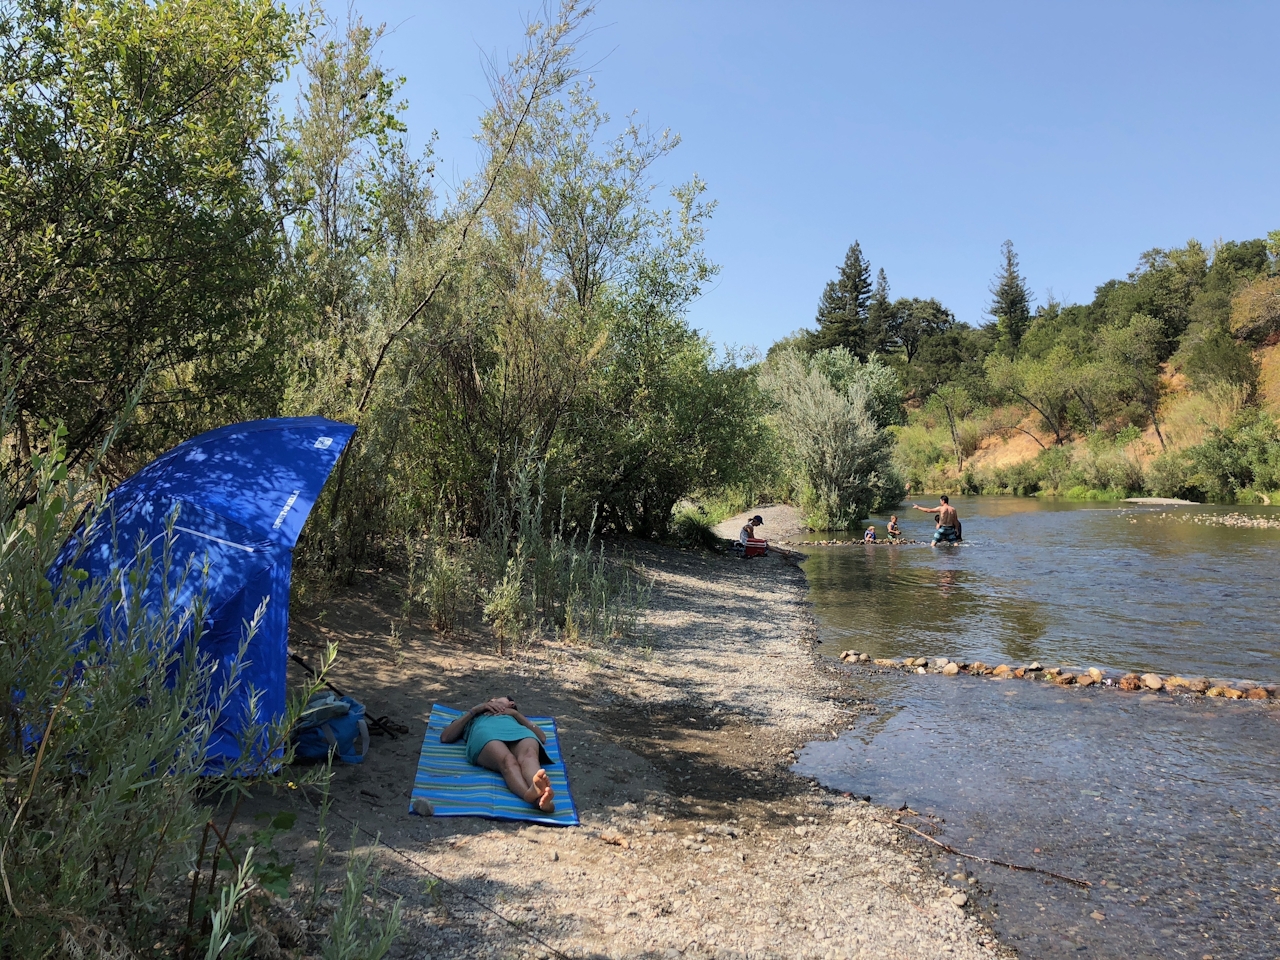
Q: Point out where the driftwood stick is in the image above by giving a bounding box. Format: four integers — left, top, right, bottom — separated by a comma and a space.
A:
877, 817, 1092, 888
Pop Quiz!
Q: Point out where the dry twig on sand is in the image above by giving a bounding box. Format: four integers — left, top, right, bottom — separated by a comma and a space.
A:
878, 817, 1092, 889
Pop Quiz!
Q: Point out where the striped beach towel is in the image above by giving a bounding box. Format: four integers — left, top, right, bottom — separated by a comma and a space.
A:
410, 704, 579, 827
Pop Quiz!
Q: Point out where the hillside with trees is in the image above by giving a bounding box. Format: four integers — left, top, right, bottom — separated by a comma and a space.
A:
769, 232, 1280, 516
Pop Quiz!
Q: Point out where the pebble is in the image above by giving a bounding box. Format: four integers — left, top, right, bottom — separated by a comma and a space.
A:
1087, 667, 1103, 682
950, 893, 968, 907
1075, 674, 1095, 687
1141, 673, 1164, 691
942, 663, 960, 676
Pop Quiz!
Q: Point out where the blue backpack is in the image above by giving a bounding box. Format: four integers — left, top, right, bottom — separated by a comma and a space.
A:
293, 693, 369, 764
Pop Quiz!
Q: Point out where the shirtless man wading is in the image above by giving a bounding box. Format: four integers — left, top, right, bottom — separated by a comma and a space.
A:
912, 495, 961, 546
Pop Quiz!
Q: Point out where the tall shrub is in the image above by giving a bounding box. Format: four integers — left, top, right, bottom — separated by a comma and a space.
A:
760, 348, 904, 530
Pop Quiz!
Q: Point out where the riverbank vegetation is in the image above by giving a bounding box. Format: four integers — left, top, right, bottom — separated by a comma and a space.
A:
779, 234, 1280, 509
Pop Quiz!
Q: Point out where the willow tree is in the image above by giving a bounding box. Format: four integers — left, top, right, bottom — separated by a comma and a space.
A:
760, 348, 904, 530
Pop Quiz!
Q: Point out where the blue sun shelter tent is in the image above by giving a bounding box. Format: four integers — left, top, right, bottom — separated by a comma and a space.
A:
60, 417, 355, 773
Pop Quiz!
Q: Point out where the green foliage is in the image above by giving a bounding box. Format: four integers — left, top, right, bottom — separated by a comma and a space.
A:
322, 830, 402, 960
0, 0, 304, 471
1185, 409, 1280, 500
1175, 325, 1259, 395
760, 348, 904, 530
478, 460, 650, 647
671, 507, 723, 550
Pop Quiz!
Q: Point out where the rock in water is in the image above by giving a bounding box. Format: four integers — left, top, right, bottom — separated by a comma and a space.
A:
1076, 674, 1095, 687
942, 663, 960, 676
1087, 667, 1104, 682
1245, 687, 1270, 699
1141, 673, 1164, 691
1118, 674, 1142, 691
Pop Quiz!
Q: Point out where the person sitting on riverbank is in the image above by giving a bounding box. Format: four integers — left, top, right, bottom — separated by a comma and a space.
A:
440, 697, 555, 812
886, 515, 901, 538
912, 496, 962, 546
863, 526, 876, 542
740, 514, 764, 545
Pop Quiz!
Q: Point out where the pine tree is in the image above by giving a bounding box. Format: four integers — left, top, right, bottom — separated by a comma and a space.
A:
866, 267, 892, 354
813, 242, 873, 356
988, 240, 1032, 355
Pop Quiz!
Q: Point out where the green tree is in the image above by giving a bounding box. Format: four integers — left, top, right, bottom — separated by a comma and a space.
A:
1099, 314, 1168, 449
866, 267, 893, 354
0, 0, 303, 477
926, 383, 974, 470
760, 348, 904, 530
812, 242, 873, 356
894, 297, 956, 365
985, 346, 1076, 446
988, 240, 1033, 355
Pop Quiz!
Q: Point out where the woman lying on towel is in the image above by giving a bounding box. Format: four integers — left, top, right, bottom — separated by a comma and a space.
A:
440, 697, 555, 812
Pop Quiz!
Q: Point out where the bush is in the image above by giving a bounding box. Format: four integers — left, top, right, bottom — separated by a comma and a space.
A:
1185, 409, 1280, 500
761, 348, 905, 529
479, 460, 650, 646
671, 507, 724, 550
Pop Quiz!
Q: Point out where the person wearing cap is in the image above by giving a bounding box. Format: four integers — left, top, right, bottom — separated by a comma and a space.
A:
740, 514, 764, 545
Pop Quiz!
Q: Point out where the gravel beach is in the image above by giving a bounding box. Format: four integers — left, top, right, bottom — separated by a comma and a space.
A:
263, 527, 1004, 960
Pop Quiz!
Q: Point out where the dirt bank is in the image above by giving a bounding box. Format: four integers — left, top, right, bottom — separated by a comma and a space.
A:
252, 540, 1003, 960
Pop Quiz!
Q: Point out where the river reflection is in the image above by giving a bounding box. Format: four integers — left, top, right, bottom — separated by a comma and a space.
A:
796, 497, 1280, 959
801, 496, 1280, 678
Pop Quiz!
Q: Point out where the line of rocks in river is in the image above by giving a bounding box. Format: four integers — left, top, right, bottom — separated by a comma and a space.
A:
837, 650, 1279, 700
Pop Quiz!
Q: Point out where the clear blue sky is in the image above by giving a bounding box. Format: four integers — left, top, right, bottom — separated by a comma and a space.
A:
331, 1, 1280, 352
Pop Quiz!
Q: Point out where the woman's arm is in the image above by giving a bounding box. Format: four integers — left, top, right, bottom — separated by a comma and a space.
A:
512, 710, 547, 744
440, 701, 494, 743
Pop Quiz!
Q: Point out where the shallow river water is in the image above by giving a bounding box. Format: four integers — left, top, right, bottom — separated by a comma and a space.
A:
793, 496, 1280, 959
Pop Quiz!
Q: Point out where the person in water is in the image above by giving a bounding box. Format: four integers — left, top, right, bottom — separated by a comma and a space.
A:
440, 697, 555, 812
886, 515, 902, 538
863, 526, 876, 542
740, 514, 764, 545
912, 495, 962, 545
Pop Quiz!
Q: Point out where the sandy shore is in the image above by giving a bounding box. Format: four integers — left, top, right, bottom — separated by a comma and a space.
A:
256, 532, 1004, 960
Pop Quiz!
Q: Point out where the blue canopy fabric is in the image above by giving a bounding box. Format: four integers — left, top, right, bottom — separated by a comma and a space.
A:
60, 417, 355, 773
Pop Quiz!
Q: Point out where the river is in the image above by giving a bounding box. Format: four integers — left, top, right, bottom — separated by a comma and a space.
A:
792, 496, 1280, 959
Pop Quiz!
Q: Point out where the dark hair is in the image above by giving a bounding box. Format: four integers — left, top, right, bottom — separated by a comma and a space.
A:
939, 495, 949, 504
751, 515, 763, 525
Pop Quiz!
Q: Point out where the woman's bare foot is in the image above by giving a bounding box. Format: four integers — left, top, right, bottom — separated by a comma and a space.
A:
532, 768, 555, 812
